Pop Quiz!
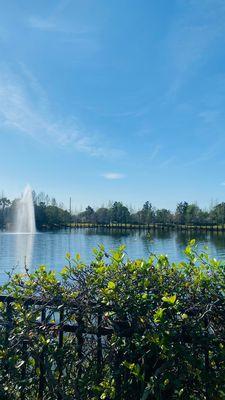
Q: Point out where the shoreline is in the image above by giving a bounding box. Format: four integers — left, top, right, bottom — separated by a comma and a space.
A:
61, 222, 225, 232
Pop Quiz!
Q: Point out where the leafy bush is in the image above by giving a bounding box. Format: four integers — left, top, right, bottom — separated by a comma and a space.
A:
1, 240, 225, 399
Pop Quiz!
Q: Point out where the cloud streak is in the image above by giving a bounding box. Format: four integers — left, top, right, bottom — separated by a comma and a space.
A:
28, 0, 81, 34
159, 156, 175, 169
0, 66, 124, 158
28, 15, 90, 36
164, 0, 225, 99
102, 172, 125, 180
149, 145, 161, 161
27, 1, 100, 54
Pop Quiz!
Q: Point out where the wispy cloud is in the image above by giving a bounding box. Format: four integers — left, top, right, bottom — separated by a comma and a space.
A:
182, 142, 222, 168
0, 66, 124, 158
164, 0, 225, 99
159, 157, 175, 169
81, 102, 151, 120
28, 0, 79, 34
27, 1, 99, 52
149, 145, 161, 161
28, 16, 59, 32
28, 15, 90, 36
102, 172, 125, 180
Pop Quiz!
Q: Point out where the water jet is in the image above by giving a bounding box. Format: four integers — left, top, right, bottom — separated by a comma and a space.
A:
14, 185, 36, 233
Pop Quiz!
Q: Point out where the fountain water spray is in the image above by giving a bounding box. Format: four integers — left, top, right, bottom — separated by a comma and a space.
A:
14, 185, 36, 233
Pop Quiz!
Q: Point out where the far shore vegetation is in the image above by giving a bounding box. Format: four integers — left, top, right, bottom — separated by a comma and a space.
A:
1, 191, 225, 230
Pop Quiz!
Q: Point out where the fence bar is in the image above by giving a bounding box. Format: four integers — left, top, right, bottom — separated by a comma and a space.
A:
38, 308, 46, 400
204, 315, 210, 400
97, 311, 103, 378
114, 349, 123, 400
57, 307, 64, 400
76, 312, 84, 380
5, 298, 13, 375
20, 303, 28, 400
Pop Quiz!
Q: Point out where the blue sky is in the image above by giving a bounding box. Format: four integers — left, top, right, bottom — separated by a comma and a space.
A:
0, 0, 225, 211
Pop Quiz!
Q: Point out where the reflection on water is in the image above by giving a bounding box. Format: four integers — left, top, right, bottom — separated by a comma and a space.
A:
0, 233, 35, 278
1, 228, 225, 283
15, 233, 35, 271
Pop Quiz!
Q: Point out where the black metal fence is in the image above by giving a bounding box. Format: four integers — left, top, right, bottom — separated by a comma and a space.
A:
0, 289, 223, 400
0, 294, 117, 400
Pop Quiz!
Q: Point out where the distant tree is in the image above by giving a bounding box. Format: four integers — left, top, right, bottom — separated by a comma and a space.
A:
199, 210, 210, 225
45, 206, 70, 227
156, 208, 173, 224
185, 204, 202, 225
110, 202, 130, 224
140, 201, 155, 224
0, 196, 11, 229
210, 203, 225, 225
51, 198, 57, 207
45, 195, 50, 206
35, 202, 46, 229
32, 190, 37, 205
95, 207, 110, 224
36, 192, 47, 206
175, 201, 189, 224
130, 210, 141, 224
78, 206, 96, 223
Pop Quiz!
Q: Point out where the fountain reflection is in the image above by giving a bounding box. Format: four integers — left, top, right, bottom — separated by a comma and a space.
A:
14, 233, 35, 272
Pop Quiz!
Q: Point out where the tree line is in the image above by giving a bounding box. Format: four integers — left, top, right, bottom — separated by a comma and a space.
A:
75, 200, 225, 226
0, 191, 71, 230
1, 190, 225, 229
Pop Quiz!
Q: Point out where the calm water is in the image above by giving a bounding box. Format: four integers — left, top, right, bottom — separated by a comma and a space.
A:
1, 228, 225, 283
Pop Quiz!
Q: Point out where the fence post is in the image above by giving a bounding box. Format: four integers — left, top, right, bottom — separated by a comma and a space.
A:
38, 308, 46, 400
97, 310, 103, 379
5, 298, 13, 377
5, 298, 12, 344
57, 307, 64, 400
20, 303, 29, 400
76, 312, 84, 380
204, 315, 210, 400
114, 348, 122, 400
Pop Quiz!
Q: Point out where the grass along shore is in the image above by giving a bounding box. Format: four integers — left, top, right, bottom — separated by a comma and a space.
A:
68, 222, 225, 231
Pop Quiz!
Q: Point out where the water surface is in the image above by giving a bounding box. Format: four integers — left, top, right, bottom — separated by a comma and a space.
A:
0, 228, 225, 283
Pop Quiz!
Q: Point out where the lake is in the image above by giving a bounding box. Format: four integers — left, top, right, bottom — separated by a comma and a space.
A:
1, 228, 225, 283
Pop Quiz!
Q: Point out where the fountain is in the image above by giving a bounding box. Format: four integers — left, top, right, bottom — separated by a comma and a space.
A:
14, 185, 36, 233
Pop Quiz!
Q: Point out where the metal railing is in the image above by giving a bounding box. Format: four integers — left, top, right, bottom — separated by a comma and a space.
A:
0, 294, 115, 400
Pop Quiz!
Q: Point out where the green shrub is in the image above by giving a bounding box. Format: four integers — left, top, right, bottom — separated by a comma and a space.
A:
1, 240, 225, 399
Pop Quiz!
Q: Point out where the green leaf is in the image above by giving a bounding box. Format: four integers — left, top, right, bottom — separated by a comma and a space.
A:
153, 307, 166, 323
107, 281, 116, 290
61, 266, 68, 275
184, 246, 191, 256
162, 294, 177, 304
